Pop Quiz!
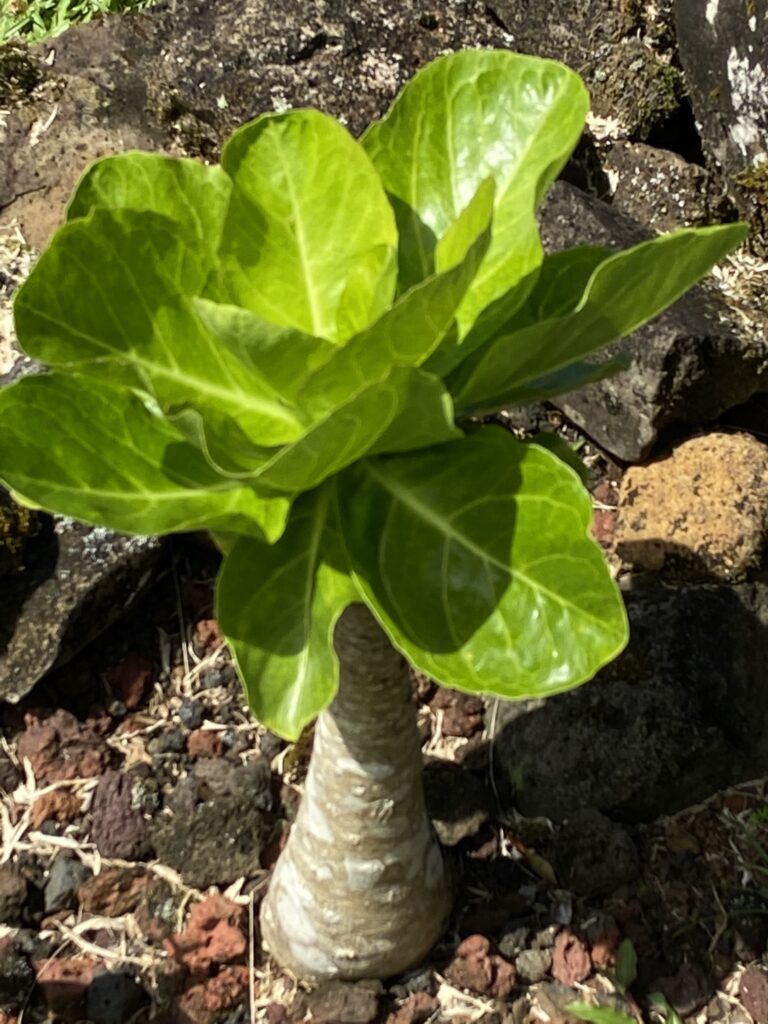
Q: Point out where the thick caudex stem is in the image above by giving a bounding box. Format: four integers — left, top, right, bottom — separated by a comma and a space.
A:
260, 603, 450, 981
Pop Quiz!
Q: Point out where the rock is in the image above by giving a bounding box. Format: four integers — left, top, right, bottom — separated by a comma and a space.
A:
175, 966, 250, 1024
16, 708, 109, 784
651, 961, 714, 1016
423, 760, 492, 846
444, 934, 516, 999
740, 966, 768, 1024
178, 699, 204, 731
616, 431, 768, 581
551, 810, 639, 898
428, 688, 485, 738
0, 751, 20, 794
0, 864, 27, 926
77, 866, 150, 917
675, 0, 768, 244
0, 937, 34, 1009
0, 501, 161, 705
537, 182, 767, 462
85, 970, 147, 1024
151, 792, 268, 888
165, 893, 246, 974
551, 930, 592, 986
186, 729, 224, 759
29, 789, 82, 830
191, 758, 272, 808
303, 979, 383, 1024
33, 956, 97, 1020
90, 770, 150, 860
105, 654, 154, 711
491, 579, 768, 822
515, 948, 552, 985
386, 992, 441, 1024
44, 855, 90, 913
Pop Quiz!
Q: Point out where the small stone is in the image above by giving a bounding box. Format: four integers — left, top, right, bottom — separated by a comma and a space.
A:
105, 654, 153, 711
552, 810, 639, 897
86, 969, 147, 1024
179, 699, 204, 730
429, 688, 485, 737
0, 937, 34, 1008
90, 770, 150, 860
16, 709, 108, 783
386, 993, 440, 1024
187, 729, 224, 759
77, 866, 149, 918
423, 761, 492, 847
516, 948, 552, 984
498, 927, 530, 960
0, 752, 20, 794
33, 956, 97, 1019
651, 962, 713, 1017
551, 930, 591, 986
148, 728, 187, 755
739, 967, 768, 1024
304, 979, 383, 1024
44, 855, 90, 912
176, 965, 250, 1024
165, 894, 246, 973
29, 790, 83, 830
0, 864, 27, 926
193, 618, 223, 653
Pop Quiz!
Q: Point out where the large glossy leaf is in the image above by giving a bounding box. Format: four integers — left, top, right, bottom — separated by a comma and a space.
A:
14, 209, 309, 447
219, 109, 398, 341
452, 223, 749, 413
66, 151, 231, 271
297, 179, 494, 417
217, 486, 357, 739
0, 375, 290, 539
337, 427, 627, 699
363, 50, 588, 345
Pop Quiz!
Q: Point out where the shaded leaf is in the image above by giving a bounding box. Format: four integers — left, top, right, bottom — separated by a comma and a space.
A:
220, 109, 397, 341
338, 428, 627, 700
566, 1003, 637, 1024
0, 374, 289, 539
216, 486, 356, 739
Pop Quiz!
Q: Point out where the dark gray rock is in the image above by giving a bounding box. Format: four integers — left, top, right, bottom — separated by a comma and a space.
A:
423, 760, 492, 847
151, 791, 270, 888
44, 854, 90, 912
491, 579, 768, 823
0, 863, 27, 925
675, 0, 768, 244
0, 936, 34, 1011
538, 182, 767, 461
86, 970, 147, 1024
515, 947, 552, 984
0, 506, 160, 704
550, 810, 639, 897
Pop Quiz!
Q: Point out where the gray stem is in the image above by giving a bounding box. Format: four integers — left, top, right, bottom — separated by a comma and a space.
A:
260, 603, 450, 981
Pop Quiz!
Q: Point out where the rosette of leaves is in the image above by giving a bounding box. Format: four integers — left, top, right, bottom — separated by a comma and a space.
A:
0, 50, 745, 980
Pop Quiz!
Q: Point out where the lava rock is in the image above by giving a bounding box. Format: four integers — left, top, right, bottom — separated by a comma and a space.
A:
91, 770, 150, 860
491, 579, 768, 822
151, 792, 269, 888
0, 863, 27, 925
0, 750, 20, 793
551, 810, 639, 897
537, 181, 767, 462
86, 970, 147, 1024
16, 708, 109, 784
44, 854, 90, 913
423, 760, 492, 846
302, 979, 384, 1024
0, 936, 34, 1009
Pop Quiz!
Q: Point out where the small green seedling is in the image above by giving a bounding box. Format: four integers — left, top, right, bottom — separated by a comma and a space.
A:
0, 50, 746, 981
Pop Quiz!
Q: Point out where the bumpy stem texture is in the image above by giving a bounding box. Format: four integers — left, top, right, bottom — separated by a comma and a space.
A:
260, 603, 450, 981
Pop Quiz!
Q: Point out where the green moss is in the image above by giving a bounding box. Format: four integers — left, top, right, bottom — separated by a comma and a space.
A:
602, 46, 683, 139
0, 491, 38, 576
735, 162, 768, 250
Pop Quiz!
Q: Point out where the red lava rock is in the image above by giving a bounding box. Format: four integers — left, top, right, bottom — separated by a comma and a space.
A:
33, 956, 97, 1018
77, 866, 150, 917
386, 992, 441, 1024
29, 790, 82, 830
445, 934, 516, 998
589, 924, 621, 969
551, 929, 592, 986
591, 507, 618, 548
429, 688, 484, 737
740, 967, 768, 1023
194, 618, 224, 653
176, 965, 251, 1024
187, 730, 224, 759
265, 1003, 288, 1024
106, 654, 154, 710
165, 893, 247, 974
17, 709, 108, 783
90, 771, 149, 860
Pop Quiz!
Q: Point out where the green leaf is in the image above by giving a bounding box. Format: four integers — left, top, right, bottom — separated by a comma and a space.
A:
366, 370, 460, 455
216, 485, 357, 739
219, 109, 398, 342
0, 374, 290, 539
338, 427, 627, 699
453, 223, 748, 412
528, 432, 588, 485
14, 209, 309, 447
298, 180, 494, 416
66, 151, 231, 272
565, 1003, 637, 1024
363, 50, 588, 343
649, 994, 684, 1024
613, 938, 638, 993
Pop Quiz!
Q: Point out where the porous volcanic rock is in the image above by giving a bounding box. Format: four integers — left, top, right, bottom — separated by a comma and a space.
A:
538, 182, 767, 461
616, 431, 768, 581
492, 579, 768, 822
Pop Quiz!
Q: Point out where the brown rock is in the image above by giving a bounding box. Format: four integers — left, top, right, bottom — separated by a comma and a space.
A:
0, 864, 27, 926
652, 962, 713, 1016
187, 730, 224, 759
616, 432, 768, 581
33, 956, 97, 1018
77, 866, 149, 917
386, 993, 441, 1024
194, 619, 224, 653
303, 979, 383, 1024
176, 966, 251, 1024
445, 934, 516, 998
165, 893, 247, 974
90, 770, 149, 860
429, 688, 484, 738
740, 967, 768, 1024
551, 930, 591, 987
29, 789, 82, 830
16, 709, 108, 783
106, 654, 154, 710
